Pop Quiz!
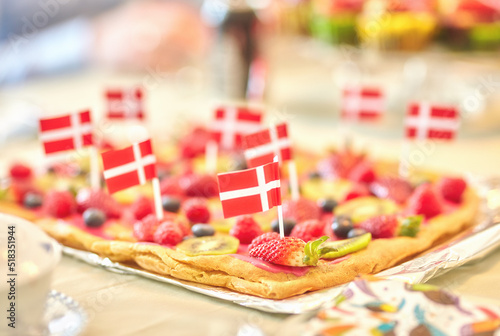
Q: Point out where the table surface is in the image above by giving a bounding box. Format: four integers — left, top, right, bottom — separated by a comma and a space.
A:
1, 67, 500, 336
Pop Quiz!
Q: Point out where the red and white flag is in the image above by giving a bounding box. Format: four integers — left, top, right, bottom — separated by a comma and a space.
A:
105, 87, 144, 120
211, 106, 263, 150
101, 139, 157, 194
342, 87, 385, 121
405, 103, 459, 141
39, 110, 94, 155
243, 123, 293, 168
217, 161, 281, 218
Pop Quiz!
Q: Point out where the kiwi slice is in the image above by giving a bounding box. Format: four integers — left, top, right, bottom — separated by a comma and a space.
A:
177, 236, 239, 256
319, 233, 372, 259
335, 196, 399, 224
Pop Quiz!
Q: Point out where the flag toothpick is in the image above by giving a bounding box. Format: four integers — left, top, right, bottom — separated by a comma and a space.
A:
205, 140, 218, 174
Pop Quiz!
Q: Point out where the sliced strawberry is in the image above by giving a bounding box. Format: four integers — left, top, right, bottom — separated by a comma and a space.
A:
229, 215, 263, 244
407, 184, 443, 219
180, 174, 219, 198
290, 219, 327, 242
437, 177, 467, 203
76, 188, 122, 219
43, 190, 76, 218
282, 198, 321, 223
357, 214, 398, 239
370, 177, 413, 204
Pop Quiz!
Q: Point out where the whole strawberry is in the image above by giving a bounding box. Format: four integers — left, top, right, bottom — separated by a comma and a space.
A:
180, 174, 219, 198
133, 214, 158, 242
44, 190, 76, 218
230, 215, 263, 244
407, 184, 443, 219
249, 236, 328, 267
282, 198, 321, 223
183, 198, 211, 223
357, 215, 398, 239
76, 188, 122, 219
130, 196, 153, 220
290, 219, 326, 242
154, 221, 184, 246
437, 177, 467, 203
248, 232, 281, 251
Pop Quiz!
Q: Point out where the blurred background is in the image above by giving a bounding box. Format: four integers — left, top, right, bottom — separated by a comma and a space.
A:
0, 0, 499, 154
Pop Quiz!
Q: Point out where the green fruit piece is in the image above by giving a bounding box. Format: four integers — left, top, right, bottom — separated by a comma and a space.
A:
335, 197, 399, 224
398, 215, 423, 237
177, 236, 239, 256
319, 233, 372, 259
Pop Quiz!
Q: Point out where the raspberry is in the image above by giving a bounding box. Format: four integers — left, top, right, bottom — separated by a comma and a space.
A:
407, 184, 443, 219
160, 177, 184, 197
44, 190, 76, 218
9, 163, 33, 180
183, 198, 211, 223
370, 177, 413, 204
130, 196, 153, 220
358, 215, 398, 239
349, 162, 376, 184
290, 219, 326, 242
282, 198, 321, 223
180, 174, 219, 198
76, 188, 122, 219
248, 232, 281, 251
133, 214, 158, 242
153, 221, 184, 246
179, 127, 213, 159
344, 184, 370, 202
437, 177, 467, 203
229, 215, 263, 244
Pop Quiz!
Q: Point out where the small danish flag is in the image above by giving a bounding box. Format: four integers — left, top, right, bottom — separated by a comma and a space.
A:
105, 87, 144, 120
405, 103, 460, 141
39, 110, 94, 155
243, 123, 293, 168
211, 106, 263, 150
341, 87, 385, 121
101, 139, 157, 194
217, 161, 281, 218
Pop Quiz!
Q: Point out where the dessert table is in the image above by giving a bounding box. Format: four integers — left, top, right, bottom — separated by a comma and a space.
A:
1, 65, 500, 335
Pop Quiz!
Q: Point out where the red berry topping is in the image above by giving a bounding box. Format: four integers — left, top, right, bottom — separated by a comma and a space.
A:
133, 214, 158, 242
229, 215, 263, 244
344, 184, 370, 202
290, 219, 326, 242
180, 174, 219, 198
370, 177, 413, 204
130, 196, 154, 220
76, 188, 122, 219
44, 190, 76, 218
349, 162, 376, 184
317, 150, 365, 179
9, 163, 32, 180
179, 127, 213, 159
11, 181, 39, 204
183, 198, 211, 223
248, 232, 281, 251
160, 177, 184, 197
357, 214, 398, 239
407, 184, 443, 219
437, 177, 467, 203
153, 221, 184, 246
282, 198, 321, 223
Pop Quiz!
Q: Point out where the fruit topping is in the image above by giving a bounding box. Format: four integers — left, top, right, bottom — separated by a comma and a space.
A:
271, 218, 296, 236
347, 228, 368, 238
177, 236, 239, 256
248, 232, 281, 250
407, 184, 443, 219
331, 216, 354, 239
358, 214, 398, 239
344, 184, 371, 201
335, 197, 399, 224
154, 221, 184, 246
76, 188, 122, 219
319, 233, 372, 259
437, 177, 467, 203
370, 177, 413, 204
23, 191, 43, 209
130, 196, 154, 220
318, 198, 338, 213
179, 127, 213, 159
229, 215, 263, 244
9, 163, 33, 180
182, 198, 211, 223
180, 174, 219, 198
290, 219, 326, 242
160, 177, 184, 197
11, 181, 39, 203
191, 223, 215, 237
44, 190, 76, 218
162, 196, 181, 213
349, 162, 376, 184
83, 208, 107, 228
133, 214, 158, 242
282, 197, 321, 223
398, 216, 423, 237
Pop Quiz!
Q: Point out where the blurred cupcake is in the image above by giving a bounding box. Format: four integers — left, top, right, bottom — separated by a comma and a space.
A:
310, 0, 365, 44
439, 0, 500, 51
357, 0, 438, 51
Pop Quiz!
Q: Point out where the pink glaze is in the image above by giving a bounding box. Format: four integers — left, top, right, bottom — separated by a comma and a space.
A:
327, 255, 350, 265
230, 254, 312, 277
237, 244, 249, 254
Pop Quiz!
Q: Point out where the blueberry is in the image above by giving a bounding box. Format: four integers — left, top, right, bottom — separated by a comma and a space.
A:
23, 192, 43, 209
191, 224, 215, 237
318, 198, 338, 213
308, 171, 321, 180
83, 208, 107, 228
347, 228, 367, 238
162, 196, 181, 213
271, 218, 296, 236
331, 216, 353, 239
